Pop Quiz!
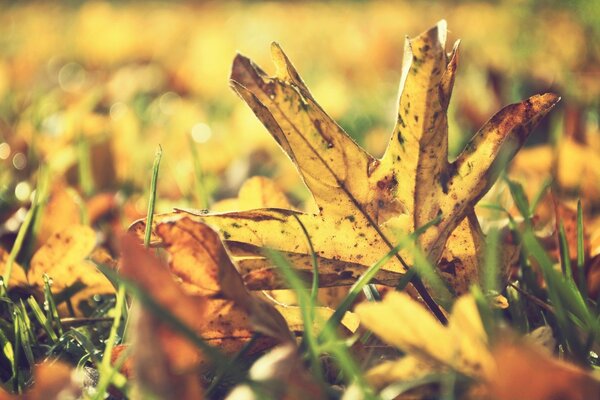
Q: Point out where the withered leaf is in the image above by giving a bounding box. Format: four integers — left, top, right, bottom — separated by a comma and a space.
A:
121, 221, 292, 374
3, 225, 114, 314
489, 339, 600, 400
133, 22, 558, 304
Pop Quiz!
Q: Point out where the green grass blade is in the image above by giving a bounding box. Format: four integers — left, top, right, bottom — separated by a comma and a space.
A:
266, 251, 374, 399
0, 327, 16, 384
505, 177, 531, 219
27, 296, 58, 343
323, 215, 444, 336
144, 145, 162, 247
42, 274, 63, 336
521, 229, 587, 360
2, 170, 46, 288
93, 284, 127, 400
292, 214, 319, 315
557, 222, 573, 279
529, 177, 552, 215
576, 200, 588, 299
265, 250, 323, 379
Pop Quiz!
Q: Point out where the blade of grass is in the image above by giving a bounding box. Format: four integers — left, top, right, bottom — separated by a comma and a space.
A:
94, 146, 162, 400
42, 274, 63, 336
576, 200, 588, 299
265, 250, 323, 379
529, 177, 552, 215
21, 168, 49, 266
505, 177, 531, 219
2, 169, 47, 289
93, 333, 131, 400
506, 284, 529, 333
93, 282, 127, 400
557, 222, 573, 279
0, 326, 16, 387
521, 229, 587, 361
62, 329, 102, 366
406, 241, 453, 308
144, 145, 162, 247
292, 215, 319, 315
27, 296, 58, 343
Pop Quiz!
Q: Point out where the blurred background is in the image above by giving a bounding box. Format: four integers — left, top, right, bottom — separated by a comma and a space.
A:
0, 0, 599, 239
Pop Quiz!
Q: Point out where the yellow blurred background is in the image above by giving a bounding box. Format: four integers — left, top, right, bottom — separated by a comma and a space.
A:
0, 1, 598, 221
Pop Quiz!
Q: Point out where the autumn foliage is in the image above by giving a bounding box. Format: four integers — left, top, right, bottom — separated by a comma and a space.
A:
1, 4, 600, 400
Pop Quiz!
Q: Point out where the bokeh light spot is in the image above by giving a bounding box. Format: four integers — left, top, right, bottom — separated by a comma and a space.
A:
191, 123, 212, 143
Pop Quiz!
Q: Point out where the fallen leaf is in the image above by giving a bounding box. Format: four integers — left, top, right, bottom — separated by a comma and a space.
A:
134, 22, 557, 304
488, 339, 600, 400
355, 290, 600, 399
3, 225, 114, 314
121, 220, 292, 375
211, 175, 293, 212
36, 181, 83, 247
355, 291, 494, 382
213, 176, 350, 307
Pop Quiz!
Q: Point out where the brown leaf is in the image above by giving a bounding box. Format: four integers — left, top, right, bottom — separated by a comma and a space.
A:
488, 340, 600, 400
120, 234, 209, 372
121, 219, 292, 378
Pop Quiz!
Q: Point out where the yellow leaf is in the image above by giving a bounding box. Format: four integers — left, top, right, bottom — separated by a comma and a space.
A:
133, 22, 558, 312
363, 356, 435, 392
211, 176, 292, 212
2, 225, 114, 314
355, 292, 494, 379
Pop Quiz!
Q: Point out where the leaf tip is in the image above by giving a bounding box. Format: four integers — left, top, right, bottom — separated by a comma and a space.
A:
270, 42, 290, 80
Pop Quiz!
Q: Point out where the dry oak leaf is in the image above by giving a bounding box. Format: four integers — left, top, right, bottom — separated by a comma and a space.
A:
134, 22, 558, 303
3, 225, 114, 313
121, 221, 292, 373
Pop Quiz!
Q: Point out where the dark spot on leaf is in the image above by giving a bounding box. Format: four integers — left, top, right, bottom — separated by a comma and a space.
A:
397, 114, 406, 128
439, 258, 457, 276
339, 270, 353, 279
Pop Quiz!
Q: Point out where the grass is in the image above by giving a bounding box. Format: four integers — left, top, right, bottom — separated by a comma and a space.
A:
1, 155, 599, 399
